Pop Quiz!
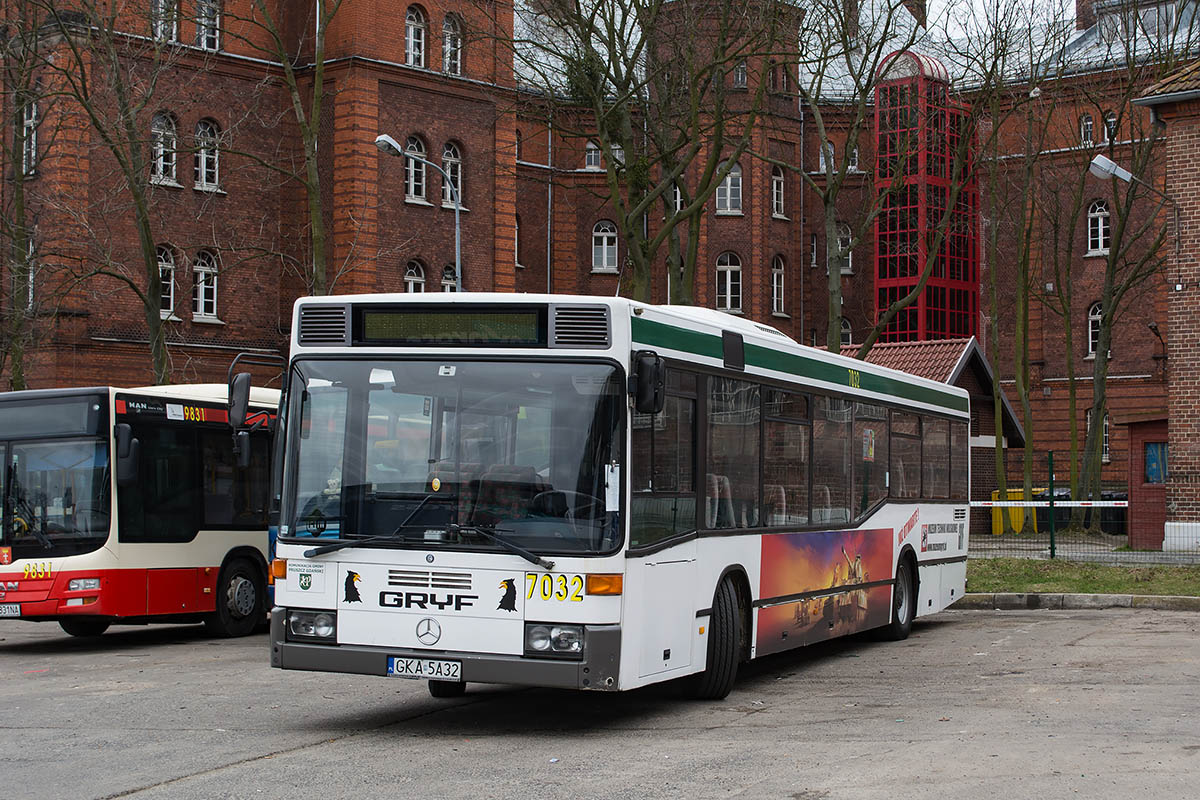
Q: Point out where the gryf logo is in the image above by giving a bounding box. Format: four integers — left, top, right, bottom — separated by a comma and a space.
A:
379, 591, 477, 611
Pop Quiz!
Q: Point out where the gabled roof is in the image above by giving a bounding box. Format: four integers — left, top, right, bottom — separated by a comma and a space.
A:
843, 336, 1026, 446
1136, 56, 1200, 104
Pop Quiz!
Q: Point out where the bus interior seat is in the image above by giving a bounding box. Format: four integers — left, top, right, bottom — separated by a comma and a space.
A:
426, 461, 482, 521
813, 484, 833, 524
764, 484, 786, 526
471, 465, 545, 525
705, 473, 735, 529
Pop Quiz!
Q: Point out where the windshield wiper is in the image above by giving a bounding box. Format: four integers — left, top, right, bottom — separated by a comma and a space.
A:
301, 493, 441, 557
448, 523, 555, 571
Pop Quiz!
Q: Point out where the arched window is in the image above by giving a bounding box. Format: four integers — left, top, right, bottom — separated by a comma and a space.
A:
732, 60, 747, 89
151, 112, 177, 182
716, 162, 741, 212
406, 7, 426, 67
194, 119, 220, 189
585, 140, 602, 170
443, 15, 462, 75
838, 223, 853, 274
21, 100, 37, 175
848, 146, 860, 172
192, 250, 218, 318
1088, 301, 1104, 357
1087, 407, 1111, 463
441, 265, 457, 292
771, 166, 785, 217
819, 141, 834, 173
771, 255, 785, 314
157, 246, 176, 315
404, 136, 426, 200
716, 252, 741, 311
840, 317, 852, 346
442, 142, 462, 206
405, 260, 426, 292
1080, 113, 1094, 145
1102, 110, 1118, 142
1087, 199, 1110, 254
196, 0, 220, 51
592, 221, 618, 272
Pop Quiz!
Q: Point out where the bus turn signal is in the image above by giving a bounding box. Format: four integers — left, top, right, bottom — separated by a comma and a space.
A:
271, 559, 288, 584
586, 574, 623, 595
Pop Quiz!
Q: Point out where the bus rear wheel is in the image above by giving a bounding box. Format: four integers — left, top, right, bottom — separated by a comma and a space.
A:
205, 558, 265, 638
428, 680, 467, 698
688, 578, 741, 700
877, 558, 916, 641
59, 618, 110, 638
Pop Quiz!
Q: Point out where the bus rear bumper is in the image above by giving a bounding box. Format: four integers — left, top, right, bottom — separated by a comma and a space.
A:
270, 610, 621, 691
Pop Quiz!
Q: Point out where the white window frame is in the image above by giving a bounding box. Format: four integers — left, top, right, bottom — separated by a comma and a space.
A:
1087, 407, 1111, 464
194, 119, 220, 190
810, 233, 818, 268
841, 317, 852, 346
585, 141, 602, 170
442, 142, 462, 206
771, 166, 785, 218
441, 265, 457, 292
152, 0, 179, 42
157, 246, 176, 317
21, 100, 37, 176
848, 146, 860, 172
592, 221, 618, 273
838, 223, 853, 274
1102, 111, 1117, 143
192, 250, 219, 319
672, 183, 684, 213
1080, 114, 1094, 146
1086, 301, 1110, 359
771, 255, 785, 315
23, 240, 36, 311
405, 137, 427, 201
716, 162, 741, 213
515, 215, 523, 267
405, 261, 426, 292
715, 252, 742, 312
819, 141, 834, 173
406, 7, 426, 68
443, 15, 462, 75
196, 0, 221, 51
610, 144, 624, 166
151, 113, 177, 183
733, 61, 747, 89
1087, 199, 1110, 255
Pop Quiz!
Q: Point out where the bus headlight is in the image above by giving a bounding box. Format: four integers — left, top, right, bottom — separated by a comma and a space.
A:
287, 610, 337, 642
525, 623, 583, 658
68, 578, 101, 591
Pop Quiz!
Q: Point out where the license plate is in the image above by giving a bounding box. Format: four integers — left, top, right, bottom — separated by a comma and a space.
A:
387, 656, 461, 681
0, 604, 19, 618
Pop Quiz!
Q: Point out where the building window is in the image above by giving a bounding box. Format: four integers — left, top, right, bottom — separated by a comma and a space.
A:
771, 166, 785, 217
22, 240, 36, 311
848, 146, 860, 172
405, 260, 426, 292
157, 246, 176, 316
810, 233, 818, 268
841, 317, 852, 346
515, 215, 523, 267
610, 144, 624, 166
406, 7, 426, 67
1087, 199, 1110, 254
441, 265, 457, 292
21, 100, 37, 176
1087, 301, 1105, 358
1087, 408, 1111, 464
1102, 110, 1117, 142
838, 223, 853, 274
585, 141, 602, 170
192, 250, 219, 318
196, 0, 220, 51
443, 15, 462, 75
732, 60, 747, 89
442, 142, 462, 206
716, 252, 741, 311
771, 255, 785, 314
151, 112, 177, 182
1145, 442, 1167, 484
194, 119, 220, 189
592, 221, 618, 272
152, 0, 178, 42
1080, 114, 1094, 146
405, 136, 426, 200
716, 162, 741, 213
819, 141, 834, 173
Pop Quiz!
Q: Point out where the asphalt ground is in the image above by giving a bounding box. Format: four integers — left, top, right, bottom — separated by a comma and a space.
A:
1, 608, 1198, 800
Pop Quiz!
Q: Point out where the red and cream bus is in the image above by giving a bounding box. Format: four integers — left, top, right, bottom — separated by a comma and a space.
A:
0, 384, 277, 637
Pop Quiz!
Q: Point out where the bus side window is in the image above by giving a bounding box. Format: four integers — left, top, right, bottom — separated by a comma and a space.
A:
630, 370, 697, 547
118, 424, 201, 543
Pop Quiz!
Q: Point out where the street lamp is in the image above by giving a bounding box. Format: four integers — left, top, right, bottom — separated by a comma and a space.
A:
1088, 153, 1179, 273
375, 133, 461, 292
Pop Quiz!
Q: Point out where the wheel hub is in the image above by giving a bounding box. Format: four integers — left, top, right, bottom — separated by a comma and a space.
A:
227, 576, 256, 618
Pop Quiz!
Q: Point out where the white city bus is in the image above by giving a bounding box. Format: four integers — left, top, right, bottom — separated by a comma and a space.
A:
257, 294, 969, 698
0, 384, 277, 637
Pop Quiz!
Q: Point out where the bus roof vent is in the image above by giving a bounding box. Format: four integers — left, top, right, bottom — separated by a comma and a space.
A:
550, 305, 610, 349
298, 304, 349, 345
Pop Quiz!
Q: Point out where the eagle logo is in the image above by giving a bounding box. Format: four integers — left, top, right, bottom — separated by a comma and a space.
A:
497, 578, 517, 612
344, 571, 362, 603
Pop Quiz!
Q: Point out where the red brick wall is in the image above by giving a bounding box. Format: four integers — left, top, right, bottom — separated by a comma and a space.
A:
1126, 419, 1167, 549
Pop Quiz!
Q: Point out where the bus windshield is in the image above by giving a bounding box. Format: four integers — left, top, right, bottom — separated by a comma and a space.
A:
0, 396, 111, 560
283, 359, 625, 555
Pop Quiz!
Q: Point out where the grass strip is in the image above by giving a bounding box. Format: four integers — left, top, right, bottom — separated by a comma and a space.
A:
967, 558, 1200, 596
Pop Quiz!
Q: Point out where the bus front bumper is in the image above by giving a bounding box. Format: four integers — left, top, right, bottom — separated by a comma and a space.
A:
270, 609, 621, 691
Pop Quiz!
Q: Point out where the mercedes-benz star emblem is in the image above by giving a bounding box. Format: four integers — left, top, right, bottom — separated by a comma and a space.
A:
416, 617, 442, 646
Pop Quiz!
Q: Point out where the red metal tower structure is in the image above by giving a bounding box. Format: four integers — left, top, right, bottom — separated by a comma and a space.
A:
873, 51, 978, 341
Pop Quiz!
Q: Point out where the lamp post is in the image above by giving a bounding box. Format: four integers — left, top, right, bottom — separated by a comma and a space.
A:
375, 133, 461, 292
1088, 153, 1179, 269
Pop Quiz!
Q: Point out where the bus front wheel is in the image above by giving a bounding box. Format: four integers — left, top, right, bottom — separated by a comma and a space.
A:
877, 558, 916, 641
205, 558, 265, 638
688, 578, 741, 700
59, 618, 110, 638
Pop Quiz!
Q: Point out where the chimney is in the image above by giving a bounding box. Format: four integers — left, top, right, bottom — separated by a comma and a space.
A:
1077, 0, 1098, 30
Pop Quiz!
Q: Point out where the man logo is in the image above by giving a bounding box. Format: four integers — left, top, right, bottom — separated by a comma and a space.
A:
344, 571, 362, 603
299, 573, 312, 591
416, 617, 442, 646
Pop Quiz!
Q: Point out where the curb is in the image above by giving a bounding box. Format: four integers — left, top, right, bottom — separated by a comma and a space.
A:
957, 593, 1200, 611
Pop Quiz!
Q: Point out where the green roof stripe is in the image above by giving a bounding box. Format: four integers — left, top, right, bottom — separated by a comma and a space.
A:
631, 315, 968, 415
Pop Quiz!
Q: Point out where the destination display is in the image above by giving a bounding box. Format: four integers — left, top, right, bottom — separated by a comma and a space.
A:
356, 307, 546, 346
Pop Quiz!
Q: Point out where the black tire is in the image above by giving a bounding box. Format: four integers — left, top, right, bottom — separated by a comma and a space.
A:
878, 557, 916, 641
688, 578, 741, 700
59, 618, 110, 638
428, 680, 466, 698
205, 557, 265, 638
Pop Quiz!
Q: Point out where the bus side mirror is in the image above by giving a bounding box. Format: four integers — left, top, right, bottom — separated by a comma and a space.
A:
229, 372, 252, 429
115, 423, 140, 487
632, 351, 666, 415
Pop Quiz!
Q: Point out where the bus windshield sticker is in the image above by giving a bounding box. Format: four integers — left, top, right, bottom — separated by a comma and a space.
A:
166, 404, 185, 421
605, 463, 620, 509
